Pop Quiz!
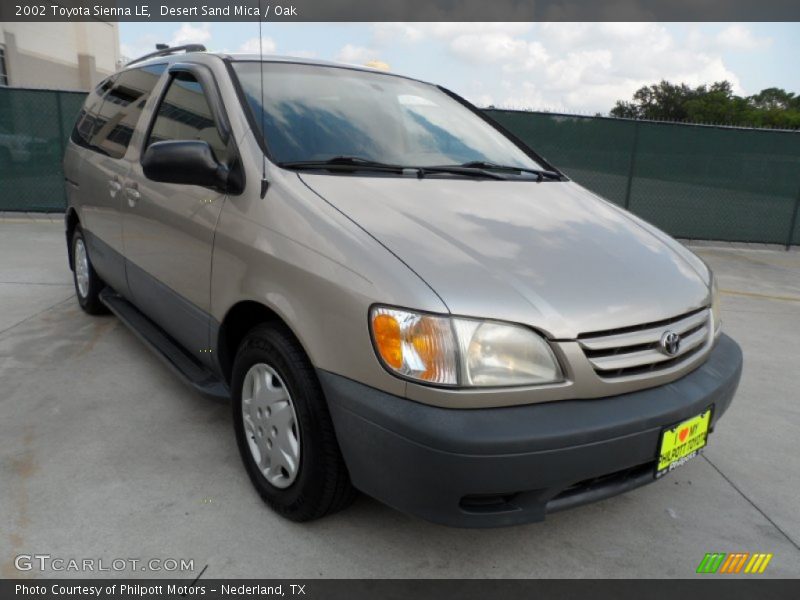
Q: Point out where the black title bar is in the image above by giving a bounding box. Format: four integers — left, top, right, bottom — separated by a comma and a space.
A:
1, 0, 800, 22
3, 579, 800, 600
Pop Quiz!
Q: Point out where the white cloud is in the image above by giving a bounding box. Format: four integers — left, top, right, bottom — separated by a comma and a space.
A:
236, 36, 278, 54
372, 22, 533, 45
449, 33, 530, 63
335, 43, 379, 64
386, 22, 756, 112
170, 23, 212, 47
287, 50, 317, 59
714, 25, 770, 50
120, 23, 212, 63
501, 81, 549, 111
371, 23, 426, 43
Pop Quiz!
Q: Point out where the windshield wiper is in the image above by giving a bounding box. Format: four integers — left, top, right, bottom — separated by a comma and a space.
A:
457, 160, 562, 181
417, 165, 506, 180
279, 156, 507, 180
279, 156, 405, 173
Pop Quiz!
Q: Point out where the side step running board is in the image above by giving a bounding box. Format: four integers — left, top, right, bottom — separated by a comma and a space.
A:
100, 288, 230, 400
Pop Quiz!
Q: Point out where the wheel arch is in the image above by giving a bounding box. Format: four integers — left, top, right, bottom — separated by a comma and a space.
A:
65, 207, 81, 270
216, 300, 311, 386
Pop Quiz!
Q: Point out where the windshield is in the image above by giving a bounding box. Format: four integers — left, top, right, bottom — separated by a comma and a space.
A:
231, 62, 545, 170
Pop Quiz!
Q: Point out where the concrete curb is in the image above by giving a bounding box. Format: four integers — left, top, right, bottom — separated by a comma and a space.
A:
681, 239, 800, 253
0, 211, 64, 223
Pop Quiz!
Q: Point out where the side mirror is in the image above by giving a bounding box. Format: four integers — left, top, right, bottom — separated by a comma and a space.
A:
142, 140, 228, 189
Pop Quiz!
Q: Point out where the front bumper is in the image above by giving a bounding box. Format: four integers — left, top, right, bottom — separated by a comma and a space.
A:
320, 333, 743, 527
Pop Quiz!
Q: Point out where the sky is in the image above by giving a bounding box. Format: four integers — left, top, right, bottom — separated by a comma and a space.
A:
120, 22, 800, 114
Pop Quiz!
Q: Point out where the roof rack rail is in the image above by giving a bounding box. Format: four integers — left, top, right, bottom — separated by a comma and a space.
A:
126, 44, 207, 67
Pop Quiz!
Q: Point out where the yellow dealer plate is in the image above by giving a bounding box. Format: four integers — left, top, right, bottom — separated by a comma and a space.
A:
656, 408, 712, 478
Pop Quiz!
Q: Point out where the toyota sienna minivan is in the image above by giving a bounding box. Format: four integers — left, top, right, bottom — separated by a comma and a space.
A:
63, 45, 742, 527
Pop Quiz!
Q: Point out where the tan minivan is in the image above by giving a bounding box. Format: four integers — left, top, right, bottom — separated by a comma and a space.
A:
64, 45, 742, 527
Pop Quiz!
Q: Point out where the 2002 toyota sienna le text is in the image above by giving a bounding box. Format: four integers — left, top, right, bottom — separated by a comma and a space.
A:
63, 46, 743, 527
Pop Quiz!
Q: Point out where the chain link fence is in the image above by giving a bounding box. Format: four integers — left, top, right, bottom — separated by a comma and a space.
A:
0, 87, 85, 212
1, 87, 799, 245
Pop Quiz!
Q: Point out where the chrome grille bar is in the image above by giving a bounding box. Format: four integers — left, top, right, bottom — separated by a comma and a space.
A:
578, 308, 712, 378
579, 309, 708, 352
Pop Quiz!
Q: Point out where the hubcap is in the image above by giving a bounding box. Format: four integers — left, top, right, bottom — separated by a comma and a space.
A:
241, 363, 301, 489
75, 238, 90, 298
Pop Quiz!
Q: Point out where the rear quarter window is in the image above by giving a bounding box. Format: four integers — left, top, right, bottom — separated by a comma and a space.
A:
91, 64, 167, 158
71, 77, 115, 148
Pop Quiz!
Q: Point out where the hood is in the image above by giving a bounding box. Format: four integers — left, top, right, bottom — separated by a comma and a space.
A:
299, 174, 711, 338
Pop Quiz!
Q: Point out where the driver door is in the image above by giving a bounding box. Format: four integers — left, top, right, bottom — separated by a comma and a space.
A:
122, 68, 230, 361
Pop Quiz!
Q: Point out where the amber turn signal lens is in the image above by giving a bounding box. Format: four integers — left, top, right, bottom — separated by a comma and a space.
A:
372, 313, 403, 369
369, 307, 458, 385
408, 316, 451, 382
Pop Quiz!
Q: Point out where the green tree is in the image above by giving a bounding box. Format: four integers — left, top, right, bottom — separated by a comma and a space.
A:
610, 81, 799, 129
748, 87, 796, 110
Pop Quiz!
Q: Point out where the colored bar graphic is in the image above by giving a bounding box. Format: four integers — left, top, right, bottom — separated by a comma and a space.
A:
719, 553, 749, 573
697, 553, 726, 574
744, 553, 774, 574
698, 552, 773, 574
734, 553, 750, 573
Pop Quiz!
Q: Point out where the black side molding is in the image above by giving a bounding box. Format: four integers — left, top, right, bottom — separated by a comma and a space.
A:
99, 289, 229, 401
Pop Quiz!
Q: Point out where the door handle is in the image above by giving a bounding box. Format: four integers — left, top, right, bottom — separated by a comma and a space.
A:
108, 179, 122, 198
125, 184, 140, 207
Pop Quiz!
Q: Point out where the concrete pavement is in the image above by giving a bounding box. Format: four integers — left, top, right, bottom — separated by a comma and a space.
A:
1, 218, 798, 579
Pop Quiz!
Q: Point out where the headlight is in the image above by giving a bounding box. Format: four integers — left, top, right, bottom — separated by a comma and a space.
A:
710, 274, 722, 337
370, 306, 562, 387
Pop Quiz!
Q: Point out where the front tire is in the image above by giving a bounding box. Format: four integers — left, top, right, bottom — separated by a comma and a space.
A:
71, 226, 107, 315
232, 323, 357, 521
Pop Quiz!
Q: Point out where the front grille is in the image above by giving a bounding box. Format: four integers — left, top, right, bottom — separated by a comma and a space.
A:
578, 308, 711, 378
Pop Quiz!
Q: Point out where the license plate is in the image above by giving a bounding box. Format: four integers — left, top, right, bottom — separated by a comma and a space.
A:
656, 408, 712, 478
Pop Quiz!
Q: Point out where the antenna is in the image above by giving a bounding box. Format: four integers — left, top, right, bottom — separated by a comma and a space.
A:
258, 3, 268, 198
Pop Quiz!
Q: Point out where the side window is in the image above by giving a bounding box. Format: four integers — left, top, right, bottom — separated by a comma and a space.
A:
91, 64, 166, 158
147, 72, 229, 164
71, 76, 115, 148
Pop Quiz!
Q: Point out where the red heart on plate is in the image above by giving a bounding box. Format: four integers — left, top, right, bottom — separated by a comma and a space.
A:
678, 427, 689, 442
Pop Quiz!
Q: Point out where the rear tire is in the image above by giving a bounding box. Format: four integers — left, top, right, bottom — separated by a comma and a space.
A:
71, 226, 107, 315
232, 323, 357, 521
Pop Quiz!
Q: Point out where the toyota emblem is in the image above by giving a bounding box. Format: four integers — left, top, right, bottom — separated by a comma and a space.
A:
659, 331, 681, 356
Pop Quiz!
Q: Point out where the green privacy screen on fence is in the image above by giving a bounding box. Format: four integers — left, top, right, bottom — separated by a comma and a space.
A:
486, 109, 800, 246
1, 87, 799, 245
0, 87, 86, 212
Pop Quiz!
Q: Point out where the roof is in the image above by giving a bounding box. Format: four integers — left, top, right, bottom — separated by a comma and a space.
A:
125, 51, 427, 85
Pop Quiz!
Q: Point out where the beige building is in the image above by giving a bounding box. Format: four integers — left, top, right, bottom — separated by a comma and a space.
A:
0, 22, 120, 91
